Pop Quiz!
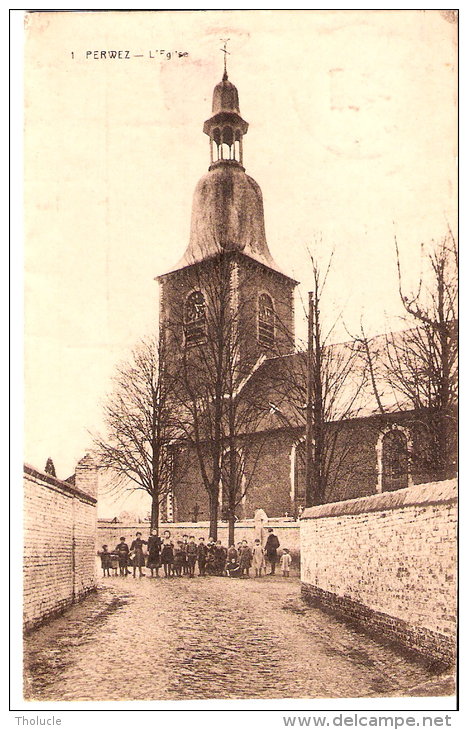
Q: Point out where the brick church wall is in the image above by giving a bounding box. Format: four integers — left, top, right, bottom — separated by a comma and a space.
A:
172, 429, 295, 522
324, 413, 441, 503
300, 479, 457, 666
242, 430, 295, 517
170, 407, 449, 523
23, 464, 98, 632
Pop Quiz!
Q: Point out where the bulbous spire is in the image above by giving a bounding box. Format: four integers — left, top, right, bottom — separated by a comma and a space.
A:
165, 63, 288, 278
203, 71, 248, 166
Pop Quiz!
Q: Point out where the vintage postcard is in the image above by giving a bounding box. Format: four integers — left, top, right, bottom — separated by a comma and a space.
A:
15, 8, 458, 719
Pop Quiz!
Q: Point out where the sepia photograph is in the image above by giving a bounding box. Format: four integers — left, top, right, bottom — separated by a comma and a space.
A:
16, 8, 458, 712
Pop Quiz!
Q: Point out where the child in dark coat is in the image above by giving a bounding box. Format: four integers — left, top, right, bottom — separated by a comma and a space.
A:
130, 532, 147, 578
181, 534, 189, 575
160, 530, 174, 577
98, 545, 111, 577
173, 541, 185, 577
197, 537, 208, 576
206, 537, 216, 575
238, 540, 252, 577
115, 537, 130, 576
186, 535, 198, 577
226, 557, 241, 578
147, 529, 162, 577
214, 540, 227, 576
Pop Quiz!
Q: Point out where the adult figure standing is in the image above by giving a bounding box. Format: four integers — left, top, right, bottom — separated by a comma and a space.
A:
147, 529, 162, 577
264, 527, 280, 575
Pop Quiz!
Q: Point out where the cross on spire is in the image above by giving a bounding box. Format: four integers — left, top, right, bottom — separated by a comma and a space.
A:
220, 38, 230, 80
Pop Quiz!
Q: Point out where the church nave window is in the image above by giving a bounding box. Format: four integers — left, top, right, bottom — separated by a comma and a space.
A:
184, 290, 206, 346
258, 293, 275, 348
377, 425, 411, 493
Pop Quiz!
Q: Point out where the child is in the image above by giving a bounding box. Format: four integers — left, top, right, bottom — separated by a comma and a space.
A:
160, 530, 174, 577
206, 537, 216, 575
115, 537, 130, 576
98, 545, 111, 577
181, 534, 189, 575
109, 551, 119, 576
186, 535, 198, 577
252, 538, 266, 578
226, 557, 241, 578
227, 544, 238, 562
238, 539, 252, 577
197, 537, 207, 576
280, 548, 292, 577
173, 541, 185, 577
214, 540, 227, 576
147, 529, 162, 578
130, 532, 147, 578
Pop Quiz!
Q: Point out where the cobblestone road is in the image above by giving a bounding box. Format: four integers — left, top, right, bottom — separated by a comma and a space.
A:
24, 573, 454, 701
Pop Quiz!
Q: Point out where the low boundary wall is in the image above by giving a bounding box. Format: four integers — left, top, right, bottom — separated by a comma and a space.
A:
97, 519, 300, 563
300, 480, 457, 667
24, 464, 98, 632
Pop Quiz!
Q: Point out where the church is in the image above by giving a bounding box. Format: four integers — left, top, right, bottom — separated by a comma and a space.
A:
153, 64, 456, 525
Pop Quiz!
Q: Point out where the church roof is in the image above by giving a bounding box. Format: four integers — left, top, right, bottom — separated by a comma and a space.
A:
237, 329, 428, 436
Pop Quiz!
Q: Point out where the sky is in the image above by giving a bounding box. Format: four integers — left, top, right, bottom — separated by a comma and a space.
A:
23, 9, 457, 481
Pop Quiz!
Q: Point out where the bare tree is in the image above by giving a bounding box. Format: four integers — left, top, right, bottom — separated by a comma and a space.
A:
93, 334, 177, 532
355, 230, 458, 481
383, 231, 458, 477
260, 251, 369, 507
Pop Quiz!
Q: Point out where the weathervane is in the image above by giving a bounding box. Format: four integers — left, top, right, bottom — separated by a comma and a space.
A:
220, 38, 230, 79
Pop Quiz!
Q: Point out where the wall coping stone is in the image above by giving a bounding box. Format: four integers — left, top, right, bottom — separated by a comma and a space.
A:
98, 519, 300, 529
301, 479, 457, 520
24, 463, 97, 505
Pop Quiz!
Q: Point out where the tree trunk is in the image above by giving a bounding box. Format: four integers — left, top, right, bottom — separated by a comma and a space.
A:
151, 493, 160, 533
228, 503, 236, 546
209, 491, 218, 540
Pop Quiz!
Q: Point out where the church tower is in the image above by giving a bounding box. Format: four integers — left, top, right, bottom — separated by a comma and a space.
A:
158, 64, 297, 374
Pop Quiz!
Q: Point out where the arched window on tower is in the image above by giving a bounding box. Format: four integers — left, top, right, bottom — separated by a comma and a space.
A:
258, 293, 275, 348
184, 291, 206, 346
377, 426, 411, 492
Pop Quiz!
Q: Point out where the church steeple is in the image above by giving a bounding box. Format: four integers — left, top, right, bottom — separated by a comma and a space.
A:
158, 58, 297, 371
166, 58, 296, 276
203, 48, 249, 167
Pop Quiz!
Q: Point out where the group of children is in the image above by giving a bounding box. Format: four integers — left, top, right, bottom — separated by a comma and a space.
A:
98, 529, 293, 579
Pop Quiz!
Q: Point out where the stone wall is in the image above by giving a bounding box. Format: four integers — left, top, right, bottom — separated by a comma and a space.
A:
23, 464, 98, 632
97, 518, 300, 563
300, 479, 457, 666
